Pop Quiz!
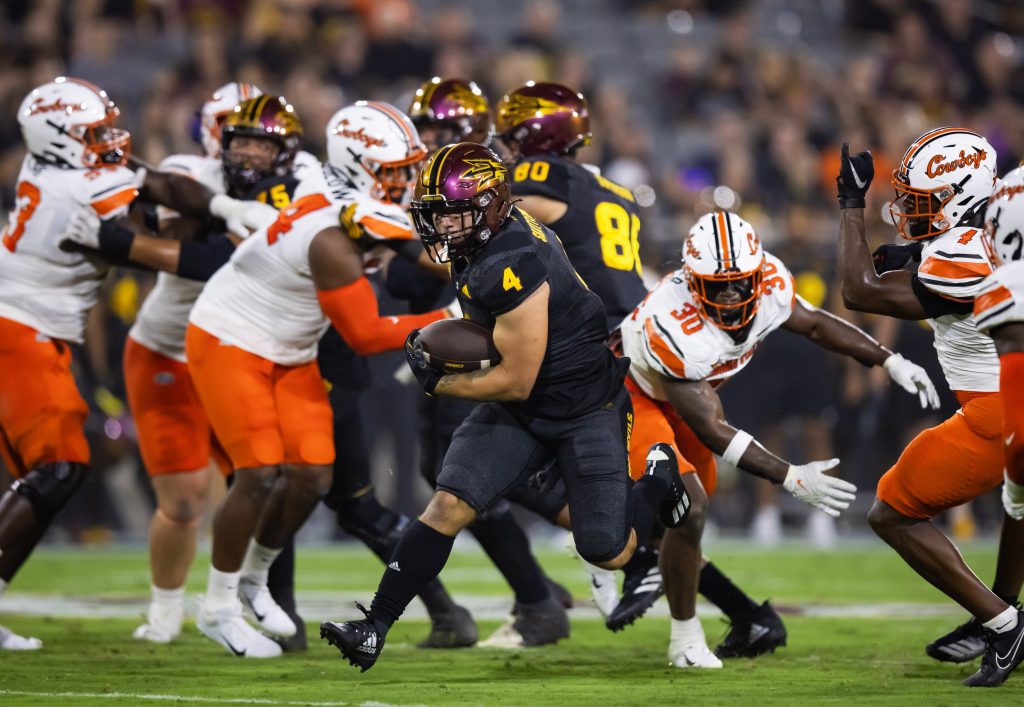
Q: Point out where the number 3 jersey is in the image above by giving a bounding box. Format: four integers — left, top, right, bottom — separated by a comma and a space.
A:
619, 252, 796, 401
0, 156, 138, 342
511, 154, 648, 331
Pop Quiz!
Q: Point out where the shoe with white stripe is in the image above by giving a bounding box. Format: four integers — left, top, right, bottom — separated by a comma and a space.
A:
197, 602, 283, 658
321, 602, 385, 672
963, 609, 1024, 687
669, 639, 723, 669
606, 546, 663, 632
926, 616, 986, 664
239, 578, 296, 638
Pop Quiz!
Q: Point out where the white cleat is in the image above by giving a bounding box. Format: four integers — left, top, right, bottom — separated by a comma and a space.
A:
479, 618, 525, 649
569, 532, 620, 617
669, 640, 723, 669
197, 603, 282, 658
0, 625, 42, 650
238, 578, 296, 638
132, 604, 183, 644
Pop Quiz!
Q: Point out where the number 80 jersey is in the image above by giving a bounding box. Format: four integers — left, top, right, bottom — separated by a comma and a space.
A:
619, 252, 796, 401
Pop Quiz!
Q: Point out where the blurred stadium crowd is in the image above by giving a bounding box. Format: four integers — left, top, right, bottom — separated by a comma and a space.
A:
0, 0, 1022, 543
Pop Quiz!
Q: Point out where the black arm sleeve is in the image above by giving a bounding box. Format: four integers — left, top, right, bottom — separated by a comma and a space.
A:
911, 275, 975, 317
385, 255, 450, 310
176, 234, 236, 282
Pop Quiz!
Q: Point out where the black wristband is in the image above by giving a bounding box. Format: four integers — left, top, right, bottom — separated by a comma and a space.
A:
177, 235, 235, 282
839, 197, 866, 210
97, 219, 136, 260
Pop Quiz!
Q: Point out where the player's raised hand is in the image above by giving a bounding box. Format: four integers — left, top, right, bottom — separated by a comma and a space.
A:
783, 458, 857, 517
884, 353, 940, 409
837, 142, 874, 209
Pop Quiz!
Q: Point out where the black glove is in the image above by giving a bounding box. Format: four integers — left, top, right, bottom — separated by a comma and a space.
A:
837, 142, 874, 209
405, 329, 443, 394
872, 242, 923, 274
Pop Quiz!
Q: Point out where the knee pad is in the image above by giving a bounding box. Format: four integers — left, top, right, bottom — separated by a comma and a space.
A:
335, 491, 410, 561
574, 526, 628, 566
12, 462, 87, 523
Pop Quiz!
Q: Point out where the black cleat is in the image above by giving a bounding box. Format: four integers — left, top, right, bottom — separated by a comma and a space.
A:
320, 603, 385, 672
644, 443, 690, 528
479, 596, 570, 648
926, 616, 985, 663
547, 577, 575, 609
714, 601, 788, 658
605, 546, 663, 632
417, 604, 478, 648
963, 610, 1024, 687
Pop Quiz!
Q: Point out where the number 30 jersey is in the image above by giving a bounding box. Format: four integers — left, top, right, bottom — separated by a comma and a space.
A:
620, 252, 796, 401
511, 155, 648, 331
0, 155, 137, 342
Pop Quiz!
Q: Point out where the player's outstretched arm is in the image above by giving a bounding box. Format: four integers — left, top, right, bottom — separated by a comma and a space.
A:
429, 282, 550, 402
311, 228, 448, 356
663, 378, 856, 516
782, 296, 939, 409
836, 143, 929, 320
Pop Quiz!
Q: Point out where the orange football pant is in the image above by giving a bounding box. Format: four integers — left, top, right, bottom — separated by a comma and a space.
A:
1000, 352, 1024, 485
876, 390, 1004, 519
184, 324, 334, 470
123, 336, 230, 476
625, 375, 718, 496
0, 317, 89, 477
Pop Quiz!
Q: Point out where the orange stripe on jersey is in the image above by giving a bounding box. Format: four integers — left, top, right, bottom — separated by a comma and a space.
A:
919, 258, 992, 280
716, 211, 732, 269
91, 187, 138, 217
360, 214, 413, 240
644, 318, 686, 378
974, 285, 1013, 317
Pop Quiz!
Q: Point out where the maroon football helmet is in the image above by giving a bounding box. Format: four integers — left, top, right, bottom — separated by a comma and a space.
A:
408, 77, 492, 154
221, 95, 303, 193
410, 142, 513, 263
495, 81, 591, 159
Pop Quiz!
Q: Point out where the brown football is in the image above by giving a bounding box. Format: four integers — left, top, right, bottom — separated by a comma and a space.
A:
418, 319, 501, 373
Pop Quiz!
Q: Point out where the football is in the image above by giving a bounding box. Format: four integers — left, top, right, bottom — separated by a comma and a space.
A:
418, 319, 501, 373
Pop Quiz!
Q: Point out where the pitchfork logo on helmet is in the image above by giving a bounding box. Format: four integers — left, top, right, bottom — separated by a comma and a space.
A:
199, 82, 262, 158
890, 127, 997, 241
220, 95, 303, 193
408, 77, 491, 153
495, 81, 591, 159
682, 211, 765, 332
327, 101, 427, 206
410, 142, 513, 263
18, 77, 131, 168
981, 166, 1024, 268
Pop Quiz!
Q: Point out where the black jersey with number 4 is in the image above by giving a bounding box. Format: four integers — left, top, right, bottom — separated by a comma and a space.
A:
452, 207, 627, 420
511, 155, 648, 331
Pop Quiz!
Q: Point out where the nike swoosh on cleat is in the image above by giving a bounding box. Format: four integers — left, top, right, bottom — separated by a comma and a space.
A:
223, 637, 246, 657
995, 627, 1024, 670
1006, 432, 1016, 447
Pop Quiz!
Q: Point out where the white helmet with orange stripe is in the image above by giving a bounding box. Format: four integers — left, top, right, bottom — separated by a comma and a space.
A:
18, 77, 130, 168
326, 101, 428, 205
682, 210, 765, 332
890, 127, 997, 241
199, 82, 262, 158
982, 165, 1024, 267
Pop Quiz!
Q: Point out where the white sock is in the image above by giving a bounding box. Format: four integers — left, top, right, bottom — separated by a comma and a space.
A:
151, 584, 185, 613
205, 566, 241, 613
239, 540, 281, 585
670, 616, 706, 644
984, 606, 1020, 634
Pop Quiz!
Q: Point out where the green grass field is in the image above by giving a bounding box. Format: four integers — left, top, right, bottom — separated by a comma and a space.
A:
1, 541, 1021, 705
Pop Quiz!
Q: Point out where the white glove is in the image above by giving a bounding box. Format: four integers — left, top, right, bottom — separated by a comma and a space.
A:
783, 458, 857, 517
1003, 471, 1024, 521
239, 201, 280, 232
443, 298, 462, 319
64, 207, 102, 248
883, 353, 940, 409
209, 193, 260, 237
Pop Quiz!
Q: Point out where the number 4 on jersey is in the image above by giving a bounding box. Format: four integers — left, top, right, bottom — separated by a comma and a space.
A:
503, 267, 523, 292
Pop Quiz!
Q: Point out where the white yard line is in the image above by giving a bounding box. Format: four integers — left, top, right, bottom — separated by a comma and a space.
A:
0, 593, 966, 620
0, 689, 421, 707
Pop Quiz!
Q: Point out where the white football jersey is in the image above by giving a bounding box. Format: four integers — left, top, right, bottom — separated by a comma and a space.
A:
297, 164, 415, 241
0, 156, 137, 342
131, 151, 323, 362
130, 154, 225, 362
620, 252, 796, 401
974, 260, 1024, 335
916, 226, 1000, 392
